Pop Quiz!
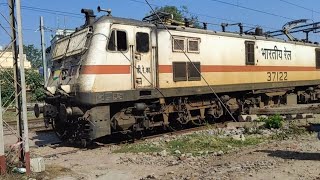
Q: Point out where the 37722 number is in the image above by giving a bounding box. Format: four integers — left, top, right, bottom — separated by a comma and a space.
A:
267, 72, 288, 82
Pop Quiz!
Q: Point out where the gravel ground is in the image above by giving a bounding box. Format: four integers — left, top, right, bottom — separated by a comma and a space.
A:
28, 126, 320, 180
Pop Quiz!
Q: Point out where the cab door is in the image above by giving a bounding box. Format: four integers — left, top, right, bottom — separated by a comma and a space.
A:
133, 27, 154, 88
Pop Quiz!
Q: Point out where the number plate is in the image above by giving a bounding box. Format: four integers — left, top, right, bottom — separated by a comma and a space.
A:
267, 72, 288, 82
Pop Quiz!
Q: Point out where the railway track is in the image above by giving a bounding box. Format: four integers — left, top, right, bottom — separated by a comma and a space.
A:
3, 118, 52, 135
5, 118, 44, 127
42, 124, 220, 158
38, 112, 320, 159
41, 116, 320, 158
24, 104, 320, 158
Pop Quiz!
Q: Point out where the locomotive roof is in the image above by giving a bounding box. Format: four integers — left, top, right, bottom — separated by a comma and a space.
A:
95, 15, 320, 47
96, 15, 156, 28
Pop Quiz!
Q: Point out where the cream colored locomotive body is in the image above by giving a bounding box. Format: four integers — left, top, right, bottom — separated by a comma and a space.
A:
43, 15, 320, 141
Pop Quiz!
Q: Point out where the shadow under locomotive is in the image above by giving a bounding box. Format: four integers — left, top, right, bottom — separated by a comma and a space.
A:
257, 150, 320, 161
33, 114, 231, 148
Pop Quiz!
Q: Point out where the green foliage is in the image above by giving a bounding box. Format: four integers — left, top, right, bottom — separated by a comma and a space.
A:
114, 133, 264, 155
243, 124, 262, 135
152, 6, 184, 22
263, 115, 283, 129
271, 123, 307, 140
0, 70, 14, 105
166, 134, 262, 155
23, 44, 42, 68
0, 69, 45, 104
25, 69, 46, 101
257, 116, 268, 122
149, 5, 201, 28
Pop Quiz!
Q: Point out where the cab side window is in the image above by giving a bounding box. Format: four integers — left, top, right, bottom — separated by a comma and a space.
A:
136, 32, 149, 53
245, 41, 255, 65
316, 49, 320, 69
108, 30, 128, 51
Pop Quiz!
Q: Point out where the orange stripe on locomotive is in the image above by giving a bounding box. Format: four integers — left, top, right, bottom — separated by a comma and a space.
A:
80, 65, 316, 74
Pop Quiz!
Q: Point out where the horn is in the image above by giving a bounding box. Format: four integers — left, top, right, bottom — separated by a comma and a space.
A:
97, 6, 112, 16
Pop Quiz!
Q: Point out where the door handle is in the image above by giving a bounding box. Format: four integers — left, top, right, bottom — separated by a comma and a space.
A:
134, 54, 141, 60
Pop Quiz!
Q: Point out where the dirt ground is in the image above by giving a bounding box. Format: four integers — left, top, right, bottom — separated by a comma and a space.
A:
27, 130, 320, 180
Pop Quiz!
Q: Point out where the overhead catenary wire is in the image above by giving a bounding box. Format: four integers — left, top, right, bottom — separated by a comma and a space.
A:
0, 22, 12, 38
1, 0, 285, 35
21, 5, 83, 19
128, 0, 279, 31
144, 0, 238, 122
0, 3, 83, 19
0, 10, 17, 32
1, 0, 308, 33
278, 0, 320, 15
180, 10, 278, 31
1, 26, 37, 31
0, 4, 37, 32
208, 0, 294, 21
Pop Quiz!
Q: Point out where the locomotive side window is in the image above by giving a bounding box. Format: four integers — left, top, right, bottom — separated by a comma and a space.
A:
188, 39, 200, 53
173, 38, 185, 52
173, 62, 187, 81
316, 49, 320, 69
117, 31, 127, 51
245, 41, 255, 65
136, 32, 149, 53
173, 62, 201, 81
108, 30, 116, 51
107, 30, 128, 51
173, 36, 200, 53
188, 62, 201, 81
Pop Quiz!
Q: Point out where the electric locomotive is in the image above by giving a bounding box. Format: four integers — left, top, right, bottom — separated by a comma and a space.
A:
34, 8, 320, 144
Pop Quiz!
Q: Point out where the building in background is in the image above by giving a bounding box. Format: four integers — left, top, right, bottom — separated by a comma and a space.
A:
51, 29, 75, 43
0, 47, 32, 69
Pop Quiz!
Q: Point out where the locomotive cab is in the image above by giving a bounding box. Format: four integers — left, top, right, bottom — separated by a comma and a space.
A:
35, 8, 158, 143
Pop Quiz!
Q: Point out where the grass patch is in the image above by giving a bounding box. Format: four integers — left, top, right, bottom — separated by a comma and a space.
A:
34, 164, 73, 179
0, 165, 73, 180
114, 133, 265, 155
166, 134, 263, 155
114, 143, 164, 153
259, 114, 283, 129
271, 123, 308, 140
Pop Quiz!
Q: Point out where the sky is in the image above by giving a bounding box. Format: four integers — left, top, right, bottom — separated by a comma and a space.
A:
1, 0, 320, 48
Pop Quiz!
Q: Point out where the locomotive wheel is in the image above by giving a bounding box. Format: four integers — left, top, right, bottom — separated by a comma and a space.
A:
52, 118, 69, 140
191, 117, 207, 126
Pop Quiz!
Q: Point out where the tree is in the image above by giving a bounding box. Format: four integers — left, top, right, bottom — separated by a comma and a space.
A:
23, 44, 42, 68
0, 70, 15, 106
25, 69, 45, 101
152, 6, 184, 22
0, 69, 45, 104
149, 5, 201, 28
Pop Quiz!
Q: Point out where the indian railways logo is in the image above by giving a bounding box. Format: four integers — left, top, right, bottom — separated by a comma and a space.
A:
261, 46, 292, 60
53, 70, 61, 81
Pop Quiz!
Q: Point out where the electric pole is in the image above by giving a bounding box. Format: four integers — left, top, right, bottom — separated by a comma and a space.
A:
0, 81, 6, 174
40, 16, 48, 84
16, 0, 31, 174
8, 0, 24, 165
